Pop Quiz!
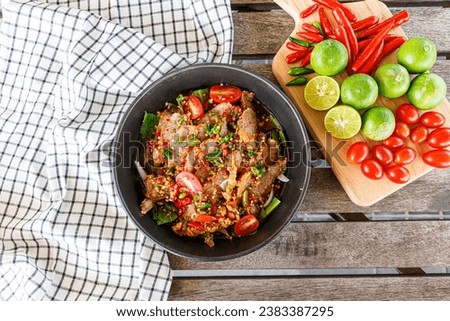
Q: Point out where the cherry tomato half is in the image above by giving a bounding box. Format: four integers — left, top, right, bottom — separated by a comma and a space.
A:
394, 147, 416, 165
346, 141, 370, 164
383, 136, 405, 150
410, 125, 428, 144
234, 214, 259, 237
185, 95, 204, 120
175, 172, 204, 194
385, 165, 410, 184
395, 103, 419, 125
427, 127, 450, 149
372, 144, 394, 167
210, 84, 242, 104
419, 111, 446, 129
422, 149, 450, 169
360, 159, 384, 180
394, 122, 410, 139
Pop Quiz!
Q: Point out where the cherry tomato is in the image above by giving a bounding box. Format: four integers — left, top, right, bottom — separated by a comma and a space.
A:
234, 214, 259, 237
385, 165, 410, 184
394, 147, 416, 165
422, 149, 450, 169
193, 214, 217, 223
185, 95, 204, 120
410, 125, 428, 144
372, 144, 394, 166
383, 136, 405, 149
360, 159, 384, 180
427, 127, 450, 149
175, 172, 204, 194
395, 103, 419, 125
346, 141, 370, 164
394, 122, 410, 139
419, 111, 446, 128
210, 84, 242, 104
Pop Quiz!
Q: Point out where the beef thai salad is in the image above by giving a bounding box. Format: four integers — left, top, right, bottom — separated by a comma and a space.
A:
137, 84, 289, 247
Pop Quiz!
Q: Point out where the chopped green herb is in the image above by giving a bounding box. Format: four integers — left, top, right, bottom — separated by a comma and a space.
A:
176, 94, 185, 106
187, 136, 201, 147
163, 148, 172, 160
260, 197, 281, 220
219, 133, 233, 144
205, 123, 221, 136
140, 112, 158, 139
246, 149, 257, 157
152, 203, 178, 225
206, 149, 222, 162
192, 88, 210, 104
198, 202, 211, 210
177, 116, 185, 126
251, 165, 266, 177
178, 192, 187, 199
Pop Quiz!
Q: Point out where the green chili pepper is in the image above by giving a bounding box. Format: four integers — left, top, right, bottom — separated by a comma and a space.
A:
286, 76, 308, 86
288, 36, 310, 48
312, 21, 324, 36
288, 67, 314, 76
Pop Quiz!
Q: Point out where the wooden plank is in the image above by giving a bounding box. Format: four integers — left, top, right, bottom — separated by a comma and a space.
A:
232, 7, 450, 56
169, 275, 450, 300
169, 221, 450, 270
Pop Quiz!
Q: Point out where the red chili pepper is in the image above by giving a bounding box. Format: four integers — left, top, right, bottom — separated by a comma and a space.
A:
286, 41, 309, 52
351, 21, 393, 73
356, 40, 384, 74
296, 31, 324, 43
193, 214, 218, 223
332, 7, 358, 60
358, 34, 402, 52
357, 10, 410, 39
334, 25, 352, 63
300, 4, 319, 18
327, 33, 337, 40
313, 0, 357, 22
302, 23, 320, 34
351, 16, 379, 32
368, 36, 406, 74
318, 7, 333, 37
187, 221, 204, 231
174, 196, 193, 209
299, 48, 313, 67
285, 50, 307, 64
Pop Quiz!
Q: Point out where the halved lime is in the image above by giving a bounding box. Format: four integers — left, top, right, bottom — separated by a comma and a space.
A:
304, 76, 340, 110
324, 105, 362, 139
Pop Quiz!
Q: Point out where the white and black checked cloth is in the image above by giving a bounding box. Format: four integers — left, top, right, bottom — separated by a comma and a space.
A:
0, 0, 233, 300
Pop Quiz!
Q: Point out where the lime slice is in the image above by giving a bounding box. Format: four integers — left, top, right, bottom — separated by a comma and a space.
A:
304, 76, 340, 110
324, 105, 362, 139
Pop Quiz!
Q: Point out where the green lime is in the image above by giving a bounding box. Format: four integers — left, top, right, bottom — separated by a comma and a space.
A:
304, 76, 340, 110
398, 36, 437, 74
407, 72, 447, 110
324, 105, 362, 140
310, 39, 348, 76
361, 106, 396, 141
373, 63, 410, 99
340, 73, 378, 110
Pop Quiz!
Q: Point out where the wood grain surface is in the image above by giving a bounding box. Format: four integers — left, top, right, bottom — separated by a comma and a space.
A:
169, 276, 450, 300
271, 0, 450, 206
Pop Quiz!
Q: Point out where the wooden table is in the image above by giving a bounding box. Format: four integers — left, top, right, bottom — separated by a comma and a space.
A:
168, 0, 450, 300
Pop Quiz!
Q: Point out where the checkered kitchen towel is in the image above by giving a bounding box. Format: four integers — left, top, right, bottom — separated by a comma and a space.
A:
0, 0, 232, 300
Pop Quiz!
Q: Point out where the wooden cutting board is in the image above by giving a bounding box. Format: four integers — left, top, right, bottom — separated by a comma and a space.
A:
272, 0, 450, 206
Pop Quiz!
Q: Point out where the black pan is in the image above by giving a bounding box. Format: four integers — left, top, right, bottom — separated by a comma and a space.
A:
113, 63, 311, 261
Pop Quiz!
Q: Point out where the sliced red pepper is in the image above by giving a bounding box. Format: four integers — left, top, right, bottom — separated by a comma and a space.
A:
351, 21, 393, 73
313, 0, 357, 22
318, 7, 333, 37
194, 214, 218, 223
357, 10, 410, 39
285, 50, 307, 64
332, 7, 358, 61
300, 4, 319, 18
296, 31, 324, 43
351, 15, 379, 32
187, 221, 204, 231
174, 196, 193, 209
